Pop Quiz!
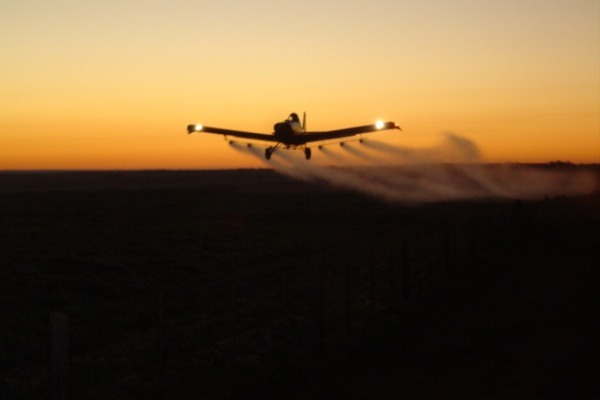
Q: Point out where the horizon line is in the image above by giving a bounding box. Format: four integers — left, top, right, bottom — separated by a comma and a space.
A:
1, 161, 598, 174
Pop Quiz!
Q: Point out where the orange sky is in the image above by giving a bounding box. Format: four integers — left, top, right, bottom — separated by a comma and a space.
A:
1, 0, 599, 170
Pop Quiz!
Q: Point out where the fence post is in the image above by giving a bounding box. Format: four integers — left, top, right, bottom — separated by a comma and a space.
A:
281, 261, 288, 369
467, 219, 477, 274
229, 269, 238, 397
313, 259, 324, 357
343, 258, 350, 337
369, 255, 376, 310
157, 292, 165, 399
401, 237, 411, 303
49, 312, 69, 400
445, 229, 457, 280
389, 249, 398, 313
230, 272, 237, 337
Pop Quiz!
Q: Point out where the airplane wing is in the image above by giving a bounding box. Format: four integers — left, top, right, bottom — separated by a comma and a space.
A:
187, 124, 279, 142
304, 121, 401, 143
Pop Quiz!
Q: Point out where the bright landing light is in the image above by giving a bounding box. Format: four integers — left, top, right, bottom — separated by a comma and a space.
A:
195, 124, 203, 131
375, 120, 384, 129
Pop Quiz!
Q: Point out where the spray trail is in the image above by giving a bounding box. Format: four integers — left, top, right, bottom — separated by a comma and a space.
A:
280, 148, 468, 202
362, 135, 598, 201
320, 146, 357, 166
362, 132, 481, 164
275, 149, 410, 200
228, 141, 291, 171
339, 143, 382, 164
230, 137, 597, 202
266, 137, 487, 202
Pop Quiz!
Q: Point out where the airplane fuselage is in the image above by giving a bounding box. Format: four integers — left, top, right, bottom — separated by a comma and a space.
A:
273, 120, 305, 146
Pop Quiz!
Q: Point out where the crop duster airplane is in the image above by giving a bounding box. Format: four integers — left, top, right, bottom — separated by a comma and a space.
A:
187, 113, 401, 160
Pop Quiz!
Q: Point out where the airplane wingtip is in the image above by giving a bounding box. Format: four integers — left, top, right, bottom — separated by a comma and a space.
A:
187, 124, 203, 134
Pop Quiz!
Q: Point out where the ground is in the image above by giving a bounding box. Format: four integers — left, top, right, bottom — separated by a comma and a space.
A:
0, 167, 598, 399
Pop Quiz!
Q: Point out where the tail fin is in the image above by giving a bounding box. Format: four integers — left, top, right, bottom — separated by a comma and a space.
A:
302, 112, 306, 132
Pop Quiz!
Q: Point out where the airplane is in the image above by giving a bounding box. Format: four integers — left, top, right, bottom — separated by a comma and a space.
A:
187, 112, 401, 160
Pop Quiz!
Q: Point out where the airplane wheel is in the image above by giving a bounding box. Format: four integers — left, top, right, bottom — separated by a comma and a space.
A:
265, 148, 272, 160
305, 148, 312, 160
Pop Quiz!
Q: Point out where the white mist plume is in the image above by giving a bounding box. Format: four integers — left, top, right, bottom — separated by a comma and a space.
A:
340, 143, 383, 164
361, 132, 481, 163
229, 141, 315, 181
230, 136, 597, 203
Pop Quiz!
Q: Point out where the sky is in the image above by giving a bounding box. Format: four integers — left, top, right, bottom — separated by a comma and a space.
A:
1, 0, 599, 169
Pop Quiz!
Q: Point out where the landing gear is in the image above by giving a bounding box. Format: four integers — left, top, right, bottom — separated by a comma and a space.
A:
304, 148, 312, 160
265, 145, 311, 160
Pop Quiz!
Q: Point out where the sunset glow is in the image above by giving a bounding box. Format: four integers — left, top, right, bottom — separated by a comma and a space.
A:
1, 0, 599, 170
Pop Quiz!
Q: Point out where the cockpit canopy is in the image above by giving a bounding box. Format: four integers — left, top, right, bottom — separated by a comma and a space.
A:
287, 113, 300, 123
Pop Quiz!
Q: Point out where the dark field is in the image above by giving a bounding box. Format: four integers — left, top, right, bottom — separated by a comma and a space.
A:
1, 168, 599, 399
